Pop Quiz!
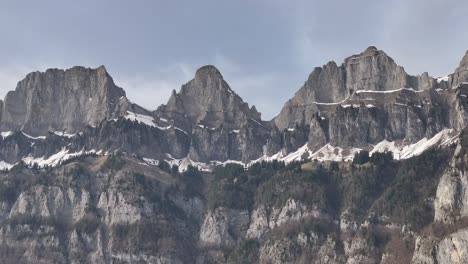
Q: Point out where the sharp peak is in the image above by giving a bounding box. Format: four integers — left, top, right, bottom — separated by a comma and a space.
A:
195, 65, 224, 80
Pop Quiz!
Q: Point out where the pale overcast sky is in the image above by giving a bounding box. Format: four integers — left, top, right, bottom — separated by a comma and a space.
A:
1, 0, 468, 119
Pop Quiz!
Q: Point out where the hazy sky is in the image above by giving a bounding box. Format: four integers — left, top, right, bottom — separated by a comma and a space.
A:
1, 0, 468, 119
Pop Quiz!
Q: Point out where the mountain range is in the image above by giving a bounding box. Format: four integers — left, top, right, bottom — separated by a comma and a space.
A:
0, 46, 467, 170
1, 47, 468, 263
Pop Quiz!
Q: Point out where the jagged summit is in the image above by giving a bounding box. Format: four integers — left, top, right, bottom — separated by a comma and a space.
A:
157, 65, 262, 130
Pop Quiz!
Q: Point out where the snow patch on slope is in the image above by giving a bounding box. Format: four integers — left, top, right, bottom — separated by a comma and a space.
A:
370, 129, 458, 159
124, 111, 159, 128
0, 161, 15, 170
437, 75, 449, 83
124, 112, 188, 133
1, 131, 14, 139
53, 131, 76, 138
22, 148, 100, 168
21, 131, 46, 140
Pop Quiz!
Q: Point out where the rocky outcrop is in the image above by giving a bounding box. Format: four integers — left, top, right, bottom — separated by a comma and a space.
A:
450, 51, 468, 88
411, 236, 438, 264
437, 228, 468, 264
156, 65, 262, 131
274, 46, 438, 130
0, 66, 145, 136
199, 207, 249, 248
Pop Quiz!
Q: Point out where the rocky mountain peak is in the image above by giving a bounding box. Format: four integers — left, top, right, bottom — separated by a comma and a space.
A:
157, 65, 261, 130
274, 46, 438, 129
0, 66, 132, 136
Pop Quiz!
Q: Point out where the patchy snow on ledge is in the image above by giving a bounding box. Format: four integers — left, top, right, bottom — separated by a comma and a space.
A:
437, 75, 449, 83
125, 111, 158, 127
1, 131, 14, 139
341, 104, 375, 109
313, 95, 350, 106
124, 113, 188, 134
53, 131, 77, 138
247, 144, 362, 166
0, 161, 15, 170
164, 155, 212, 172
355, 88, 423, 94
370, 129, 458, 160
22, 148, 99, 168
21, 131, 46, 140
142, 158, 159, 166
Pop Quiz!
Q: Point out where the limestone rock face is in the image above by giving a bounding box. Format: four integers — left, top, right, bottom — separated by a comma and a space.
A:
154, 65, 270, 162
275, 46, 437, 130
411, 236, 438, 264
199, 207, 249, 248
0, 66, 138, 136
1, 49, 468, 165
437, 228, 468, 264
450, 51, 468, 88
157, 65, 261, 131
344, 46, 427, 93
274, 61, 346, 130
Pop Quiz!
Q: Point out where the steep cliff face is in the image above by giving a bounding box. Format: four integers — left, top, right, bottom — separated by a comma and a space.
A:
274, 46, 438, 130
0, 66, 144, 137
450, 51, 468, 88
155, 65, 269, 163
156, 65, 262, 130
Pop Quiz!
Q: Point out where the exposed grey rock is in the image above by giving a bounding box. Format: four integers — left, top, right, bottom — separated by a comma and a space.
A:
275, 46, 438, 130
437, 228, 468, 264
0, 66, 145, 137
411, 236, 438, 264
156, 65, 262, 131
450, 51, 468, 88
